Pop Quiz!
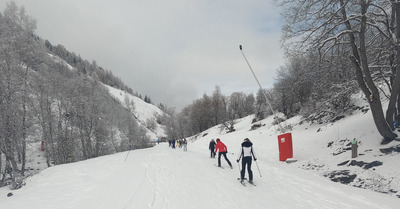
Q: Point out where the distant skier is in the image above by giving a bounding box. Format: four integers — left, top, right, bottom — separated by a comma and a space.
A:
183, 138, 188, 151
237, 138, 257, 183
172, 139, 176, 149
214, 138, 232, 169
209, 139, 216, 158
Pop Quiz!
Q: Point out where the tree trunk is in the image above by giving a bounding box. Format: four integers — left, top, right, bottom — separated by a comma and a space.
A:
386, 2, 400, 130
397, 92, 400, 121
21, 102, 27, 176
0, 152, 2, 186
21, 66, 29, 176
386, 71, 400, 129
343, 0, 397, 142
370, 98, 397, 142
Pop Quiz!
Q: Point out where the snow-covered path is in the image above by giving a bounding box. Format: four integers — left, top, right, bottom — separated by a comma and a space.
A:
1, 142, 399, 209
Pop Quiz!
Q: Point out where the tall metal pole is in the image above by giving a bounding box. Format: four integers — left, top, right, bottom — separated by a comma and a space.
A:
239, 45, 284, 133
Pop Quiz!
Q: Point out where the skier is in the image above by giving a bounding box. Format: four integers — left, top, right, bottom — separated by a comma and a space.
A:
172, 139, 176, 149
183, 138, 188, 151
237, 138, 257, 184
209, 139, 216, 158
214, 138, 232, 169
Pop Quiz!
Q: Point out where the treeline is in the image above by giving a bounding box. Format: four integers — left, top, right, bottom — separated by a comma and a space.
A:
160, 13, 363, 140
164, 0, 400, 143
273, 53, 357, 121
0, 2, 150, 189
161, 37, 359, 141
161, 53, 357, 140
44, 33, 154, 105
44, 40, 134, 95
162, 69, 356, 141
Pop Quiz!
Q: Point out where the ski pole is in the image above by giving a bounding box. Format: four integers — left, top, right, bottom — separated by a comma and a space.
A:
237, 159, 242, 180
255, 160, 262, 177
124, 145, 132, 162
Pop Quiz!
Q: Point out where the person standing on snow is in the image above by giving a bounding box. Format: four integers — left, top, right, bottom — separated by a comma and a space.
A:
209, 139, 216, 158
172, 139, 176, 149
237, 138, 257, 183
183, 138, 188, 151
214, 138, 233, 169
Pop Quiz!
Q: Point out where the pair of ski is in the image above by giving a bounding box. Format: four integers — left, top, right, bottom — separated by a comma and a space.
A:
237, 178, 256, 187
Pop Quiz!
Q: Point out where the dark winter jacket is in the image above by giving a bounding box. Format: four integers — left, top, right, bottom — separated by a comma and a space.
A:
237, 141, 256, 161
209, 141, 216, 151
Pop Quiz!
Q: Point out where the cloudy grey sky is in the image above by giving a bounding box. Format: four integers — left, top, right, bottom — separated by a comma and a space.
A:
1, 0, 285, 110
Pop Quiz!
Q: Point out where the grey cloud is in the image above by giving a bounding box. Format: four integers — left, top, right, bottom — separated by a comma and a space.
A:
1, 0, 284, 110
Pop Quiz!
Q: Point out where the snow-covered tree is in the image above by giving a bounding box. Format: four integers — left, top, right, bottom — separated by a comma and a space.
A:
277, 0, 400, 142
0, 1, 42, 188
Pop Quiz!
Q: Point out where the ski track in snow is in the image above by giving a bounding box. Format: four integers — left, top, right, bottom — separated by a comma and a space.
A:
121, 144, 399, 209
1, 143, 400, 209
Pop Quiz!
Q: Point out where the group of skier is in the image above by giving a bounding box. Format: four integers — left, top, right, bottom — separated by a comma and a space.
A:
168, 138, 188, 151
166, 137, 257, 184
209, 138, 257, 184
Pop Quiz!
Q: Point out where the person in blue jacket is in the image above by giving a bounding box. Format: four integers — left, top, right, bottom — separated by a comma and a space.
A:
237, 138, 257, 183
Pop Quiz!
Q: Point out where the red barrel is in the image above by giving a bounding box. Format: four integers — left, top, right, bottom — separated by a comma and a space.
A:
277, 133, 293, 161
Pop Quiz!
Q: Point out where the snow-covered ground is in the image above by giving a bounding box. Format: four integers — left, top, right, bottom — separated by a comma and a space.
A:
1, 104, 400, 208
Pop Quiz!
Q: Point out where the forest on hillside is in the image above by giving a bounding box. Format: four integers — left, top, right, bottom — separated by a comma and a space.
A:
0, 2, 152, 189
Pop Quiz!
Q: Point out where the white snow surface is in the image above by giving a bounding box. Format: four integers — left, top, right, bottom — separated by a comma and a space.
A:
47, 53, 75, 71
1, 106, 400, 208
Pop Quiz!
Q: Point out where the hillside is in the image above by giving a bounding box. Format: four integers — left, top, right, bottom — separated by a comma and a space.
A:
45, 43, 167, 141
0, 1, 169, 191
45, 44, 167, 141
105, 84, 166, 140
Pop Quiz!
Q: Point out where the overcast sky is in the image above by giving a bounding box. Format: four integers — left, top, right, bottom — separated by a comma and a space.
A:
1, 0, 285, 110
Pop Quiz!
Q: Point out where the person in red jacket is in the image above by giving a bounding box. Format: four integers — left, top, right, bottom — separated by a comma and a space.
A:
214, 138, 233, 169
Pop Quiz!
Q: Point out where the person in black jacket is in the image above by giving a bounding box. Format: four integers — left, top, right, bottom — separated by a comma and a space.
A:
237, 138, 257, 183
209, 139, 216, 158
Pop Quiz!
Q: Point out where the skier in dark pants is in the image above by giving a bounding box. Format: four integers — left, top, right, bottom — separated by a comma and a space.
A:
172, 139, 176, 149
237, 138, 257, 183
214, 138, 233, 169
209, 139, 216, 158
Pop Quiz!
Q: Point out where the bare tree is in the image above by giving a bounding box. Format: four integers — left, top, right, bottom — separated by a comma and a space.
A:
211, 86, 227, 125
278, 0, 399, 142
255, 88, 270, 120
244, 93, 256, 117
124, 95, 135, 113
0, 1, 42, 188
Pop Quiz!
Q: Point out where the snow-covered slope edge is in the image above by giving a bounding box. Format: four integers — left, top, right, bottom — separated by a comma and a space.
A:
105, 84, 166, 140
